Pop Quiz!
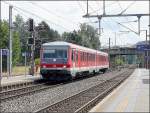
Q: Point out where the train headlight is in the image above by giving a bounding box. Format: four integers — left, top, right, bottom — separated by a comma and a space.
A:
63, 65, 66, 68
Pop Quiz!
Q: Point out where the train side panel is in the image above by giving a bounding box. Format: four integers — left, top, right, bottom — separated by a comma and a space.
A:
40, 41, 109, 81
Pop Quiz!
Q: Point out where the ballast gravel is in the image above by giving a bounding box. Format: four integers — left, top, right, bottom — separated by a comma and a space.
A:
0, 69, 128, 112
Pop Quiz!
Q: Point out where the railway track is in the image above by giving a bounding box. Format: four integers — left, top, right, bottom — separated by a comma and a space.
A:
0, 82, 63, 101
0, 68, 116, 92
0, 71, 106, 102
0, 67, 122, 92
34, 69, 133, 113
0, 68, 132, 102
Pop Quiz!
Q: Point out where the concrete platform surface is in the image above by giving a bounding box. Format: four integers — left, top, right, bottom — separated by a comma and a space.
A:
1, 74, 42, 86
90, 68, 149, 112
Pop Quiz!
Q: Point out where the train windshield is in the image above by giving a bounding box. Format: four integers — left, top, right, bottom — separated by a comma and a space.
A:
43, 49, 67, 59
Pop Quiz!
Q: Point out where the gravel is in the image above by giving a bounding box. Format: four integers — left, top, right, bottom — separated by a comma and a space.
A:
0, 68, 130, 112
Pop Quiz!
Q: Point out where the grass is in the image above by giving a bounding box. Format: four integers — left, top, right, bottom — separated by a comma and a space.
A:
2, 66, 40, 76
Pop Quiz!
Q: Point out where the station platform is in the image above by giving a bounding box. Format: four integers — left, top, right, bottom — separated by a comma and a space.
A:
0, 74, 42, 86
90, 68, 149, 112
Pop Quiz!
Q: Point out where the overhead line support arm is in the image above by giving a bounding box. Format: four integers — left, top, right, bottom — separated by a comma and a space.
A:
83, 14, 149, 18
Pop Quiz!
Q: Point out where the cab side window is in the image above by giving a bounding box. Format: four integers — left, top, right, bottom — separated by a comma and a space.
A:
76, 50, 78, 62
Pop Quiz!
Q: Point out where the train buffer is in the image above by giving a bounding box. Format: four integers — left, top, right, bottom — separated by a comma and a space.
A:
90, 68, 149, 112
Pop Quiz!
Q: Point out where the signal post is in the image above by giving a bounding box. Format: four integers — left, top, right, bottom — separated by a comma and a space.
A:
28, 19, 35, 76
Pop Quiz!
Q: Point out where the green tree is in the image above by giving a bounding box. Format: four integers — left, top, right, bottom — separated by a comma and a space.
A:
13, 14, 30, 64
115, 56, 124, 66
12, 31, 21, 66
62, 23, 100, 50
62, 30, 82, 45
36, 21, 61, 42
13, 14, 29, 51
0, 20, 9, 49
0, 20, 9, 71
78, 23, 100, 49
34, 21, 61, 58
0, 20, 21, 67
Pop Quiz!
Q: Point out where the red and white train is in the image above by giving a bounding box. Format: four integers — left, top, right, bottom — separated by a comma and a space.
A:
40, 41, 109, 81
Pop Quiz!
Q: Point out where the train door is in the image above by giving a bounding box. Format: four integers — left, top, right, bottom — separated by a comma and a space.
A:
75, 49, 78, 68
72, 49, 76, 77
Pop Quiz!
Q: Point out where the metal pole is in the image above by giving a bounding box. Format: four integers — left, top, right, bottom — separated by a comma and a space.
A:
87, 0, 88, 15
9, 5, 13, 77
7, 49, 9, 78
148, 0, 150, 73
0, 0, 1, 23
115, 32, 116, 47
109, 38, 110, 68
137, 16, 141, 35
25, 52, 27, 76
98, 17, 101, 48
0, 49, 2, 79
145, 30, 148, 69
103, 0, 105, 15
31, 32, 35, 76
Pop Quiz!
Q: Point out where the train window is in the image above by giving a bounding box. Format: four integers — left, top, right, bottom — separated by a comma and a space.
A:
76, 51, 78, 62
82, 52, 84, 61
72, 50, 74, 61
87, 53, 88, 61
43, 49, 67, 59
85, 52, 86, 61
81, 52, 82, 61
89, 54, 91, 61
83, 52, 85, 61
92, 54, 94, 61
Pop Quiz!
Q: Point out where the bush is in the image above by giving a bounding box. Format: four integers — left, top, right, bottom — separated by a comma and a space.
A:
115, 58, 124, 66
35, 58, 40, 66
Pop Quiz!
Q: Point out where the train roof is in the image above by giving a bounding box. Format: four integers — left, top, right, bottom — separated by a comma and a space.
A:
42, 41, 108, 56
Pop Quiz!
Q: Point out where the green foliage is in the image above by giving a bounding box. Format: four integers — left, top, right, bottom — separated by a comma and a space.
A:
35, 58, 40, 65
13, 14, 30, 64
37, 21, 61, 42
34, 21, 61, 58
12, 31, 21, 66
115, 57, 124, 66
0, 20, 9, 49
62, 30, 82, 45
62, 23, 100, 50
0, 20, 21, 67
1, 15, 101, 68
13, 14, 29, 51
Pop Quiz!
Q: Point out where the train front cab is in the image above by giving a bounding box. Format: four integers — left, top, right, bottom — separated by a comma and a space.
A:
40, 46, 73, 81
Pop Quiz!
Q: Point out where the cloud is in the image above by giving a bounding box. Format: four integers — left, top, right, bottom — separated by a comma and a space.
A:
1, 1, 149, 45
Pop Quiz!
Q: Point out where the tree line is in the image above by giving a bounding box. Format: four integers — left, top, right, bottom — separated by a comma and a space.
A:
0, 14, 100, 66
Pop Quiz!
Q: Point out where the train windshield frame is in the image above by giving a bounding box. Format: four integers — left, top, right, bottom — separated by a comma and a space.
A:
42, 49, 68, 59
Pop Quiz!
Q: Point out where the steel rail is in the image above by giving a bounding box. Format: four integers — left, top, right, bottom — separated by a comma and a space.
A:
34, 69, 133, 113
1, 83, 63, 102
0, 82, 49, 99
0, 70, 111, 102
75, 71, 131, 113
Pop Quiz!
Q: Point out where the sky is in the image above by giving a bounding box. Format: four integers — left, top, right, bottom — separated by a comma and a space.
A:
1, 1, 149, 47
